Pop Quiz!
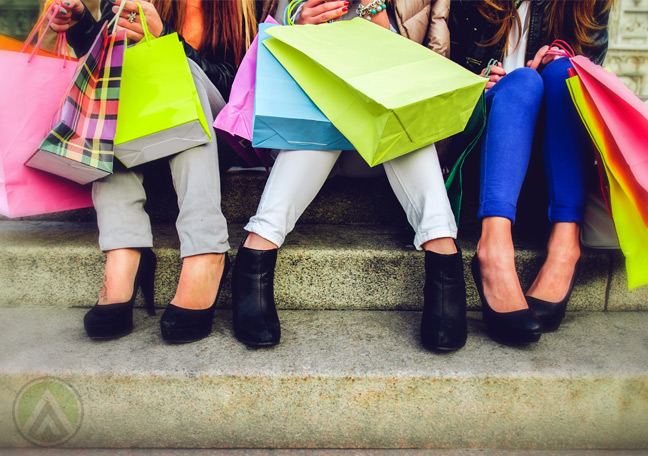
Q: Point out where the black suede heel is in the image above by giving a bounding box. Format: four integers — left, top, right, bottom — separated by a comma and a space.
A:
526, 260, 580, 332
160, 255, 230, 344
84, 248, 157, 340
471, 255, 542, 345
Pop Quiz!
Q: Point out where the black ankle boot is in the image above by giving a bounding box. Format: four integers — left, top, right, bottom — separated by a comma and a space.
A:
232, 242, 280, 347
84, 248, 157, 340
421, 242, 467, 351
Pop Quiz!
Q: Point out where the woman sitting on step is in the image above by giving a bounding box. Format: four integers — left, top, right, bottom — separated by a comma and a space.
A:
448, 0, 613, 345
231, 0, 470, 352
49, 0, 271, 343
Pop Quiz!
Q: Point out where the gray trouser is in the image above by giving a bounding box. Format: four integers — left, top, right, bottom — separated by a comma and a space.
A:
245, 143, 457, 250
92, 60, 230, 258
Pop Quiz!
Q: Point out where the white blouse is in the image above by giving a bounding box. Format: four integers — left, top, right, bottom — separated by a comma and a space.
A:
502, 1, 531, 73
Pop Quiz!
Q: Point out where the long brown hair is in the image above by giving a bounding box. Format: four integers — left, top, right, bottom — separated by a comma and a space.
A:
477, 0, 614, 56
151, 0, 257, 65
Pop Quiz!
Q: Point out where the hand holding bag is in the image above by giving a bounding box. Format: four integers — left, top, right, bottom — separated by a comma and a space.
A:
113, 2, 211, 168
0, 3, 91, 218
26, 11, 127, 184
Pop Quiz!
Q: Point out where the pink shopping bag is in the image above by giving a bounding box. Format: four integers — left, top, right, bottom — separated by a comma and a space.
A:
0, 3, 92, 218
214, 16, 278, 169
549, 41, 648, 225
570, 55, 648, 223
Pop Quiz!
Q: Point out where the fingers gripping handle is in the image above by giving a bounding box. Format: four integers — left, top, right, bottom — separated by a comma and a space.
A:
108, 1, 153, 44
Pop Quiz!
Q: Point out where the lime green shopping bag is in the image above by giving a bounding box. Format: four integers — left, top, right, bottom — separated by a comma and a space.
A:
114, 3, 211, 168
263, 19, 486, 167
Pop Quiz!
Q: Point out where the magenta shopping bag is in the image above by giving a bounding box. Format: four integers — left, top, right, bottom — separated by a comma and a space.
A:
0, 3, 92, 217
214, 16, 278, 168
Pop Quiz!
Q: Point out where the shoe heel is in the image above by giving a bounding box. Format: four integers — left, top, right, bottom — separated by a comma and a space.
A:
141, 255, 157, 316
160, 254, 230, 344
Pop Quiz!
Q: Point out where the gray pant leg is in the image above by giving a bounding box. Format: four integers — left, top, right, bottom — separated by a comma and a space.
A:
171, 60, 230, 257
93, 168, 153, 252
93, 60, 230, 256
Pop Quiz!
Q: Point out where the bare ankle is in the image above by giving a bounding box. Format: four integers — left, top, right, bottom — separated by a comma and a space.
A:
99, 249, 142, 304
243, 233, 278, 251
423, 237, 457, 254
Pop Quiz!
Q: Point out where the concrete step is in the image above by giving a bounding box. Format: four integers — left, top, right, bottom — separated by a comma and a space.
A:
1, 308, 647, 449
2, 451, 646, 456
1, 221, 642, 311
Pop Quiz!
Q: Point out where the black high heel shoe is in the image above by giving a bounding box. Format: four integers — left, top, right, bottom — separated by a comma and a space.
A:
84, 248, 157, 340
160, 254, 231, 344
526, 259, 580, 332
231, 239, 280, 347
421, 241, 467, 352
470, 255, 542, 346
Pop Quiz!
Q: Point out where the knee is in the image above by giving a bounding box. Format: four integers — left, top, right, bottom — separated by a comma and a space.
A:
506, 67, 544, 95
493, 67, 544, 109
541, 58, 573, 90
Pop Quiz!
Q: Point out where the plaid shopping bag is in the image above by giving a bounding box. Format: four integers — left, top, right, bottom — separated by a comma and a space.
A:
26, 23, 126, 184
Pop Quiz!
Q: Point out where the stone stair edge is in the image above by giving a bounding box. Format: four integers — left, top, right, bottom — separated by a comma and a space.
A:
0, 221, 644, 311
0, 308, 647, 449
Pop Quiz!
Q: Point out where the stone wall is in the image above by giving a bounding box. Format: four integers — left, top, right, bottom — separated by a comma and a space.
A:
605, 0, 648, 99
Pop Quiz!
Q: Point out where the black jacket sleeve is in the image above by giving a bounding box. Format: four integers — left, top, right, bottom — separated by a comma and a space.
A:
66, 1, 113, 57
66, 0, 236, 99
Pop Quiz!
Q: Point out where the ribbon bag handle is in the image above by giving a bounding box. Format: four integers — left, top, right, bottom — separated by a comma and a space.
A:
482, 58, 499, 79
546, 39, 575, 59
22, 2, 68, 63
284, 0, 306, 25
107, 0, 130, 35
136, 2, 156, 45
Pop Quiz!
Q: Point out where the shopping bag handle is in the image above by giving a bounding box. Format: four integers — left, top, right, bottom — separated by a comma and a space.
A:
284, 0, 306, 25
546, 39, 575, 58
107, 0, 130, 35
22, 2, 71, 65
109, 2, 154, 45
482, 58, 499, 79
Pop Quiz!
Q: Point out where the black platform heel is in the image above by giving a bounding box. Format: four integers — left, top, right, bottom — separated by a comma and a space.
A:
231, 240, 280, 347
526, 259, 580, 332
84, 248, 157, 340
470, 255, 542, 346
160, 254, 231, 344
421, 242, 467, 352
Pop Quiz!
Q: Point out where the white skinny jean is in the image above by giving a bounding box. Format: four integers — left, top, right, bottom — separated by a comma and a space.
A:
245, 143, 457, 250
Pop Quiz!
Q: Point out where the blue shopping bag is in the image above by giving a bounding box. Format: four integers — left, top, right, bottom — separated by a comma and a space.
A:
251, 23, 354, 150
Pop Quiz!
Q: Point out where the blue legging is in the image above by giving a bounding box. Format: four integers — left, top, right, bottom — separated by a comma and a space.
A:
478, 58, 590, 224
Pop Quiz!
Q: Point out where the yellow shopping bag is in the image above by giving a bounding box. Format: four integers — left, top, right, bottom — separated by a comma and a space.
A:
263, 19, 486, 167
114, 3, 211, 167
567, 75, 648, 289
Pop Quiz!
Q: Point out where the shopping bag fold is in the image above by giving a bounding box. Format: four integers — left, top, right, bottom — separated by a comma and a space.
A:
263, 19, 485, 166
252, 23, 354, 151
